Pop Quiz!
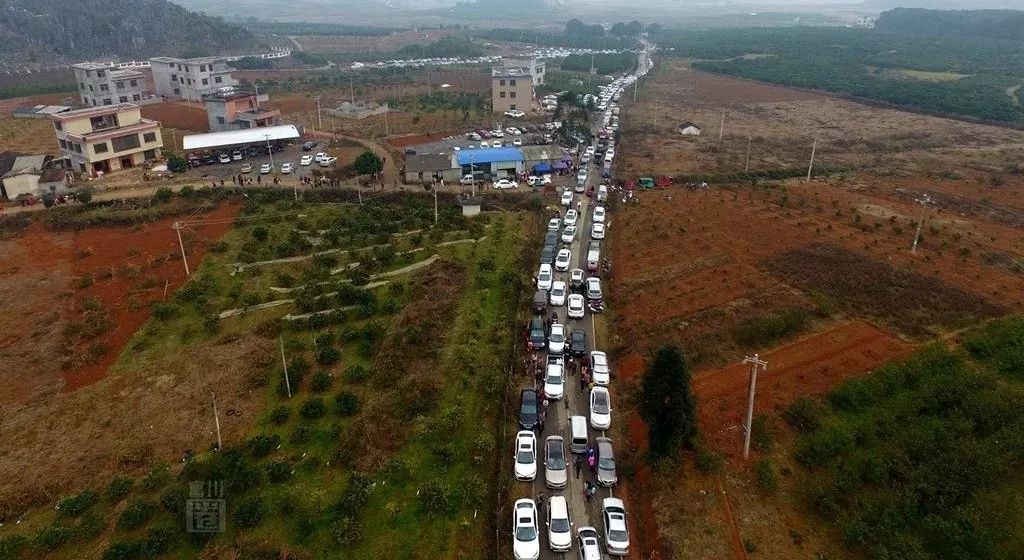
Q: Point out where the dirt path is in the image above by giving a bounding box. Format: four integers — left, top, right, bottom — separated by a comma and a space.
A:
306, 130, 401, 183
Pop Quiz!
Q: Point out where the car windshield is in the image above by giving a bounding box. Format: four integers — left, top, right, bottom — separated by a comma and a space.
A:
546, 370, 562, 384
539, 272, 551, 281
609, 529, 628, 543
547, 447, 566, 469
550, 332, 564, 343
593, 393, 609, 413
515, 523, 536, 541
517, 449, 534, 463
551, 517, 570, 532
599, 455, 615, 470
552, 287, 564, 297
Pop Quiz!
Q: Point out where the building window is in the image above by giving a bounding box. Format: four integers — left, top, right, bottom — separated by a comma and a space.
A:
94, 142, 109, 154
88, 84, 94, 91
130, 79, 137, 87
215, 76, 222, 83
199, 65, 206, 72
79, 82, 85, 90
103, 98, 112, 105
119, 96, 128, 103
173, 88, 180, 95
510, 92, 516, 98
499, 79, 505, 86
132, 94, 141, 101
143, 132, 157, 143
116, 81, 125, 89
171, 74, 177, 82
53, 121, 62, 131
58, 139, 67, 149
143, 149, 157, 160
499, 92, 506, 98
510, 104, 516, 110
202, 78, 209, 86
217, 116, 225, 125
510, 79, 517, 86
97, 70, 105, 78
72, 143, 83, 154
111, 134, 141, 152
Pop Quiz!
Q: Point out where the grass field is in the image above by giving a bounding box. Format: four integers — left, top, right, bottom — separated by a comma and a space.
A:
0, 117, 60, 155
0, 191, 534, 559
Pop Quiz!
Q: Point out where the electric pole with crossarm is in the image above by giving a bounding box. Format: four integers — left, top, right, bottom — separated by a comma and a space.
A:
742, 354, 768, 460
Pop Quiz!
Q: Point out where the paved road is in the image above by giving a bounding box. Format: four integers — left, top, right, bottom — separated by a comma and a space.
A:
513, 39, 655, 560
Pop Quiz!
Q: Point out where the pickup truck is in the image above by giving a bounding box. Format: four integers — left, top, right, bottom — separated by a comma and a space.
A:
586, 241, 601, 272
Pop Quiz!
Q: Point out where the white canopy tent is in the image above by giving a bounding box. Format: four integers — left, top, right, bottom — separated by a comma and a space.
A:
183, 125, 300, 151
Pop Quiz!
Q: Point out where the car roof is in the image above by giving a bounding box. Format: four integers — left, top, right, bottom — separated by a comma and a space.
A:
522, 388, 537, 401
603, 496, 625, 510
549, 495, 569, 516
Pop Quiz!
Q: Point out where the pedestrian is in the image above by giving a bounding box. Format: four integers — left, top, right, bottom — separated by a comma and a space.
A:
579, 372, 587, 393
220, 179, 225, 187
575, 455, 583, 478
538, 493, 546, 515
526, 339, 534, 353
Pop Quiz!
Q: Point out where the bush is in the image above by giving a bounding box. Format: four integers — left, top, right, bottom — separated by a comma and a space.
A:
76, 187, 94, 205
755, 459, 779, 492
58, 489, 97, 517
105, 476, 133, 502
233, 496, 264, 528
783, 397, 824, 433
251, 226, 269, 242
343, 364, 370, 383
150, 302, 177, 321
695, 442, 724, 474
418, 480, 451, 513
751, 415, 774, 452
300, 397, 327, 419
331, 516, 363, 546
117, 499, 155, 530
334, 391, 361, 416
316, 346, 341, 365
31, 524, 74, 552
247, 434, 281, 458
153, 187, 173, 203
310, 371, 332, 392
166, 153, 188, 173
639, 345, 698, 456
734, 307, 809, 348
265, 461, 293, 483
269, 405, 290, 425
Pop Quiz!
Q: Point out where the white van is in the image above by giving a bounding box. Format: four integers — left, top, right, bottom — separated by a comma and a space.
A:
570, 415, 588, 454
597, 184, 608, 203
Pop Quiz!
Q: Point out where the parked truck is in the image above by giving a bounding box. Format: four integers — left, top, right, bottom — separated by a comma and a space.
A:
587, 241, 601, 272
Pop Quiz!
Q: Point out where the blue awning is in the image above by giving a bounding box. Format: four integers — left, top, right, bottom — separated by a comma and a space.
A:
456, 147, 524, 166
533, 163, 552, 174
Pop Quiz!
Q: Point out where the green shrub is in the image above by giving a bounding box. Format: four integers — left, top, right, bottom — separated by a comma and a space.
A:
58, 489, 97, 517
102, 540, 144, 560
334, 391, 361, 416
695, 442, 724, 474
343, 364, 370, 383
233, 496, 264, 528
153, 187, 173, 203
310, 371, 332, 392
105, 476, 133, 502
783, 397, 823, 433
300, 397, 327, 419
160, 486, 186, 515
150, 302, 177, 321
331, 516, 363, 546
141, 463, 170, 491
316, 346, 341, 365
418, 480, 451, 513
31, 524, 74, 552
751, 415, 774, 452
251, 226, 269, 242
734, 307, 810, 348
269, 405, 290, 425
755, 458, 779, 492
0, 535, 26, 560
247, 434, 281, 458
265, 461, 293, 483
965, 315, 1024, 378
116, 499, 155, 530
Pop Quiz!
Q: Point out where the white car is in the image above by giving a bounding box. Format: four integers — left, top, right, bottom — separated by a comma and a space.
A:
231, 150, 242, 161
548, 323, 566, 355
537, 264, 553, 291
506, 127, 522, 135
593, 206, 606, 224
548, 217, 561, 231
314, 152, 328, 164
460, 174, 479, 185
577, 527, 603, 560
590, 387, 611, 429
467, 132, 482, 141
513, 138, 523, 146
577, 170, 587, 183
320, 156, 337, 167
480, 140, 490, 148
563, 209, 578, 227
548, 496, 573, 553
505, 109, 526, 118
300, 154, 314, 166
570, 268, 585, 291
280, 162, 294, 174
585, 277, 602, 301
591, 222, 606, 240
513, 499, 541, 560
240, 163, 252, 173
218, 153, 231, 164
561, 225, 576, 244
545, 361, 564, 400
554, 249, 571, 272
491, 130, 504, 138
259, 163, 272, 174
567, 294, 585, 319
602, 498, 630, 556
545, 436, 568, 489
514, 431, 537, 481
549, 281, 567, 306
591, 351, 610, 385
561, 191, 573, 207
527, 175, 551, 186
580, 153, 592, 164
494, 179, 518, 190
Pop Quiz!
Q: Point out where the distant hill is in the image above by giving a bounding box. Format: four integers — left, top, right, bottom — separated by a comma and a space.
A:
0, 0, 261, 64
875, 8, 1024, 41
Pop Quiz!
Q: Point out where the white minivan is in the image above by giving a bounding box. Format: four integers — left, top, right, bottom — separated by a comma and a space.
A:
570, 415, 588, 454
597, 184, 608, 203
537, 264, 553, 291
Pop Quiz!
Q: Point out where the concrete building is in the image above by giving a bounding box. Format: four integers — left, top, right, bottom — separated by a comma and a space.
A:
677, 121, 702, 136
202, 88, 280, 132
457, 147, 524, 178
72, 62, 151, 107
491, 67, 534, 114
150, 56, 237, 101
502, 56, 545, 87
403, 153, 460, 184
52, 104, 163, 177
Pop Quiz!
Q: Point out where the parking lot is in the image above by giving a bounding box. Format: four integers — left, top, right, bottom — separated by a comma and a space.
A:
181, 141, 345, 185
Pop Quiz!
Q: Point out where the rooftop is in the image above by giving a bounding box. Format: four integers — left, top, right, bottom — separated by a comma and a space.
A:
183, 125, 300, 151
201, 88, 257, 102
456, 147, 524, 166
405, 153, 453, 173
151, 56, 226, 65
72, 62, 146, 78
53, 103, 138, 121
492, 67, 532, 79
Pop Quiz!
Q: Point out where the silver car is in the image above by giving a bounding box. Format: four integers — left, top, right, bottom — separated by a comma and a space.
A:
595, 437, 617, 486
544, 436, 568, 489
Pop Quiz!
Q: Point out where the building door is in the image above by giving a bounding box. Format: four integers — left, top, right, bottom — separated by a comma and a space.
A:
120, 156, 134, 170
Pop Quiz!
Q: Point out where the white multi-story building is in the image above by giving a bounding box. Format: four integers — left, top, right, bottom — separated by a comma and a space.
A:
150, 56, 237, 101
501, 56, 545, 87
72, 62, 150, 107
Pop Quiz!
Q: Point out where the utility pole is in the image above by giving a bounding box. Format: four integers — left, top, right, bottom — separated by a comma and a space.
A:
316, 96, 322, 130
265, 134, 275, 170
744, 136, 752, 173
279, 335, 292, 398
911, 193, 933, 254
383, 106, 390, 136
173, 221, 190, 276
633, 78, 638, 102
742, 354, 767, 460
211, 392, 223, 451
718, 110, 725, 144
349, 75, 355, 103
806, 138, 817, 182
433, 189, 438, 224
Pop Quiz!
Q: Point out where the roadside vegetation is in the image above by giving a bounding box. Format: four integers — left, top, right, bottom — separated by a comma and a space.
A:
789, 317, 1024, 559
0, 192, 533, 559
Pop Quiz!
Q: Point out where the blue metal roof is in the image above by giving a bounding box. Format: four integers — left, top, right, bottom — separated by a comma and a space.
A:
456, 147, 524, 166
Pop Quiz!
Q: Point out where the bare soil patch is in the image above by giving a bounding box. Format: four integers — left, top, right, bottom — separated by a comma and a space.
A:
0, 116, 61, 155
140, 101, 210, 132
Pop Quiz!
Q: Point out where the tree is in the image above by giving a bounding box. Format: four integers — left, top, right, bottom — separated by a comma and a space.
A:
639, 345, 697, 456
166, 153, 188, 173
76, 187, 94, 205
353, 151, 383, 175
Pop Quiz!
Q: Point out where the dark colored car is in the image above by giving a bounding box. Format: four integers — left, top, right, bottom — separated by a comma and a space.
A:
519, 389, 539, 429
201, 154, 217, 165
529, 317, 546, 348
544, 231, 559, 247
569, 330, 588, 357
533, 290, 548, 315
539, 245, 556, 266
302, 141, 317, 151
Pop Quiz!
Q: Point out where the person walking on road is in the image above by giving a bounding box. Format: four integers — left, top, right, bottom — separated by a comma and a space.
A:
579, 371, 587, 394
575, 455, 583, 478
